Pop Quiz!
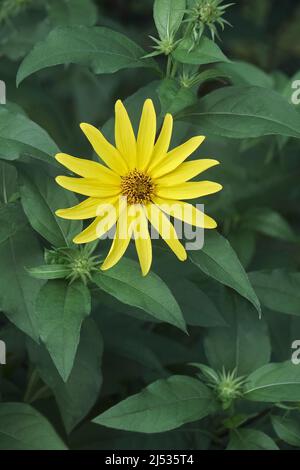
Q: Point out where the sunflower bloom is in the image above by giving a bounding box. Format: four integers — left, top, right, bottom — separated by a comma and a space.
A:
55, 99, 222, 276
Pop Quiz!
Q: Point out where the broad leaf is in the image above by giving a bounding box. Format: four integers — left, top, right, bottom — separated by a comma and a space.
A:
93, 375, 217, 433
154, 0, 186, 40
271, 415, 300, 447
18, 164, 82, 247
28, 264, 71, 280
93, 258, 186, 332
249, 270, 300, 316
204, 293, 270, 375
0, 403, 67, 450
244, 361, 300, 402
28, 319, 103, 433
17, 26, 156, 86
180, 86, 300, 139
215, 61, 274, 88
0, 203, 43, 340
36, 280, 91, 381
173, 37, 229, 66
227, 429, 279, 450
189, 231, 261, 315
0, 107, 59, 163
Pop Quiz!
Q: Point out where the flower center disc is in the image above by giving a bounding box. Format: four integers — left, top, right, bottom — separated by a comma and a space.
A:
121, 169, 154, 205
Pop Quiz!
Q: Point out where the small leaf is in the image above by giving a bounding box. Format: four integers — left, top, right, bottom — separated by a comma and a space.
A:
93, 375, 217, 433
244, 361, 300, 402
36, 280, 91, 381
227, 429, 279, 450
27, 264, 71, 280
271, 415, 300, 447
173, 36, 230, 66
189, 231, 261, 315
158, 79, 196, 116
17, 26, 157, 86
0, 403, 67, 450
93, 258, 186, 332
154, 0, 186, 40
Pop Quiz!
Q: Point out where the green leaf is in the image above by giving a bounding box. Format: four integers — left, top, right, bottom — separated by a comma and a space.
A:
27, 264, 71, 280
180, 86, 300, 139
0, 107, 59, 164
215, 61, 274, 88
0, 403, 67, 450
28, 319, 103, 433
93, 258, 186, 332
0, 203, 43, 341
158, 79, 196, 116
227, 429, 279, 450
48, 0, 98, 27
18, 164, 82, 247
17, 26, 157, 86
35, 280, 91, 382
173, 36, 230, 66
93, 375, 217, 433
271, 415, 300, 447
154, 0, 186, 40
244, 361, 300, 402
171, 279, 227, 327
204, 293, 270, 375
249, 270, 300, 316
189, 231, 261, 315
241, 208, 297, 242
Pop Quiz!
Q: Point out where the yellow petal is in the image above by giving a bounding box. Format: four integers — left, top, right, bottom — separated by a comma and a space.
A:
55, 196, 118, 220
133, 207, 152, 276
56, 176, 121, 198
80, 123, 128, 175
155, 159, 220, 186
153, 196, 217, 229
147, 113, 173, 172
151, 136, 205, 179
55, 153, 120, 184
155, 181, 222, 200
145, 203, 187, 261
115, 100, 137, 169
73, 199, 121, 244
101, 207, 134, 271
137, 99, 156, 171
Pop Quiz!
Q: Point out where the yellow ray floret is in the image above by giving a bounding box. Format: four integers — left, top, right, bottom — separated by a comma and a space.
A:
55, 98, 222, 276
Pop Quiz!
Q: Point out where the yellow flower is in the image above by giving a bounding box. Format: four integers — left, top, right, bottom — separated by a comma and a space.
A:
55, 99, 222, 276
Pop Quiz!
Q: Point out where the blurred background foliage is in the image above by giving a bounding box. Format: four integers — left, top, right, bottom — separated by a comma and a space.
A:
1, 0, 300, 450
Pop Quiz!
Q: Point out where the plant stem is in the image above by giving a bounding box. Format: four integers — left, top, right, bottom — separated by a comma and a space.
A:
23, 368, 40, 403
166, 55, 172, 78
